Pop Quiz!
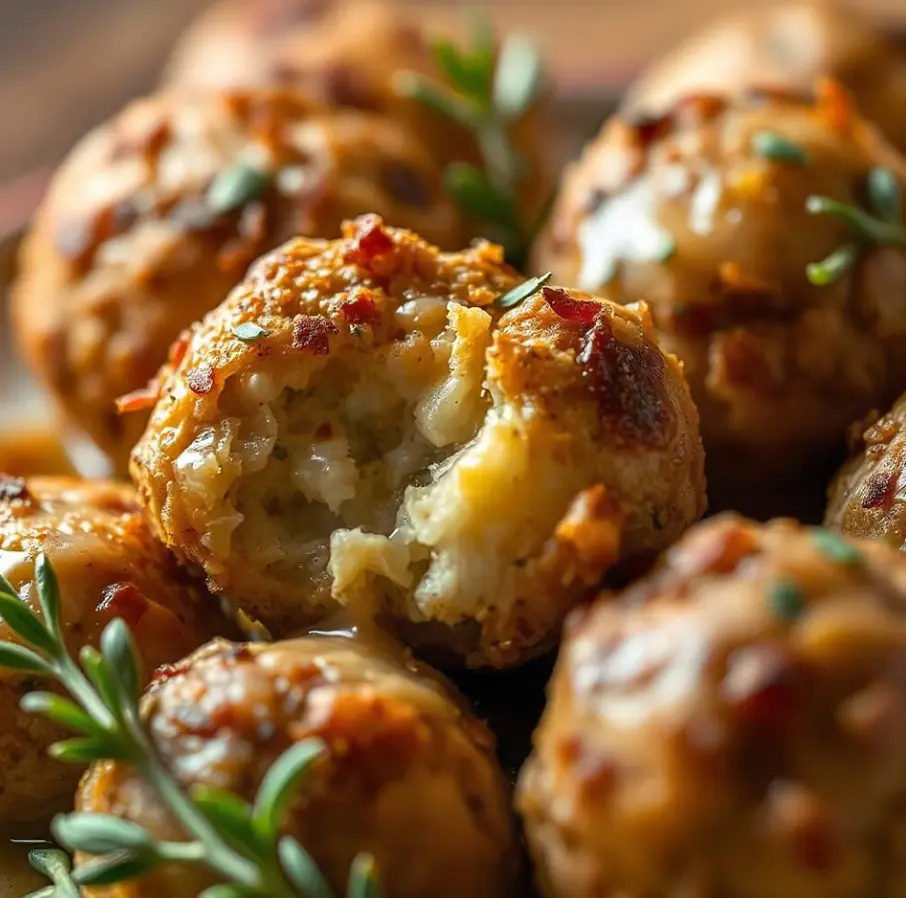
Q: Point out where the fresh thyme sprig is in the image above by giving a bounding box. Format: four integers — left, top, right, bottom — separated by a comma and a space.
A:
805, 165, 906, 284
394, 17, 545, 269
0, 554, 379, 898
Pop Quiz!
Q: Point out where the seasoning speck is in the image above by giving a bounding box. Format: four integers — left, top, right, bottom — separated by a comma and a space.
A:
812, 529, 862, 566
207, 162, 271, 215
769, 580, 806, 622
232, 322, 270, 342
751, 130, 809, 165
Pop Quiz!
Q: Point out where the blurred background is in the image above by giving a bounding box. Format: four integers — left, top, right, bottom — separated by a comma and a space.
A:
0, 0, 904, 233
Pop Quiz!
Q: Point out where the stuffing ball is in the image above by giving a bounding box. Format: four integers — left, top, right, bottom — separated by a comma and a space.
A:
75, 635, 522, 898
518, 513, 906, 898
825, 393, 906, 548
623, 2, 906, 155
12, 88, 462, 474
163, 0, 554, 226
0, 475, 225, 829
535, 86, 906, 497
130, 217, 705, 668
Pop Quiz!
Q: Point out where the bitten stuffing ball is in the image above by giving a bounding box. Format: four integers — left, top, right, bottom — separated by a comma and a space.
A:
535, 86, 906, 496
75, 635, 521, 898
130, 217, 705, 668
12, 88, 462, 474
623, 1, 906, 155
0, 476, 225, 829
163, 0, 554, 228
519, 513, 906, 898
826, 392, 906, 548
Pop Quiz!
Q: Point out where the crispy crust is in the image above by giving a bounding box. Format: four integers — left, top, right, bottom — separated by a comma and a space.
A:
519, 514, 906, 898
76, 636, 522, 898
130, 217, 705, 668
0, 476, 228, 829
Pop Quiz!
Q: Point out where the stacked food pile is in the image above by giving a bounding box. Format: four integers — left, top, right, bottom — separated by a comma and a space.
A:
4, 2, 906, 896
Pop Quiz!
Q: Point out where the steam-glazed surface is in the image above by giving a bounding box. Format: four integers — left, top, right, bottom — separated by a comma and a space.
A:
623, 1, 906, 154
519, 514, 906, 898
535, 87, 906, 493
131, 217, 705, 668
13, 88, 462, 473
163, 0, 553, 224
0, 476, 224, 829
76, 636, 521, 898
826, 392, 906, 548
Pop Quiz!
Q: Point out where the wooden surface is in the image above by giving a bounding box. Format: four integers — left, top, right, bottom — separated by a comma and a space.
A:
1, 0, 906, 224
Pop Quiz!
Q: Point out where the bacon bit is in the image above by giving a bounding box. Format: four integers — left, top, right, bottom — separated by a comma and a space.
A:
717, 261, 781, 297
97, 582, 149, 629
627, 110, 674, 148
140, 120, 172, 167
314, 422, 333, 440
577, 308, 669, 447
341, 289, 382, 329
680, 520, 760, 576
292, 315, 339, 355
188, 364, 216, 395
542, 286, 601, 325
815, 77, 856, 134
115, 381, 160, 415
672, 94, 726, 123
344, 214, 395, 268
860, 470, 898, 510
714, 328, 780, 393
768, 782, 840, 873
0, 476, 29, 503
723, 643, 800, 733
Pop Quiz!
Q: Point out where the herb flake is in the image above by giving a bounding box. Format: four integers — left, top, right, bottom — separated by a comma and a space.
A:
231, 322, 270, 343
769, 580, 806, 622
751, 131, 809, 165
207, 163, 271, 215
496, 271, 552, 309
812, 529, 862, 566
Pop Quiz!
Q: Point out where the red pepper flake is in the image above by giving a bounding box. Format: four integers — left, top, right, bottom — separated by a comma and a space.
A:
860, 470, 898, 510
168, 330, 192, 368
672, 94, 726, 123
344, 214, 395, 268
292, 315, 339, 355
341, 289, 382, 329
577, 308, 669, 447
815, 77, 855, 133
627, 110, 673, 148
188, 364, 216, 395
97, 582, 149, 629
542, 286, 601, 325
0, 476, 29, 503
115, 381, 160, 415
723, 643, 800, 733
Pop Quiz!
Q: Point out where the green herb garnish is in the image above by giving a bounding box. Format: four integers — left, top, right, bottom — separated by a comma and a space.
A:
0, 555, 378, 898
768, 580, 806, 622
751, 131, 809, 165
812, 529, 862, 566
395, 18, 545, 269
231, 322, 271, 343
805, 166, 906, 284
207, 163, 272, 215
496, 271, 552, 309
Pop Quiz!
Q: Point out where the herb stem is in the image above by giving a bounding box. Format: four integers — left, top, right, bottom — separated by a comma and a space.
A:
806, 195, 906, 246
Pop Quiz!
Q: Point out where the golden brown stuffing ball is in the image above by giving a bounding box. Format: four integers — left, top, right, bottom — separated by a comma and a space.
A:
130, 216, 706, 669
12, 88, 462, 475
535, 86, 906, 497
518, 513, 906, 898
825, 392, 906, 547
623, 1, 906, 155
0, 475, 225, 830
76, 635, 522, 898
163, 0, 554, 226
